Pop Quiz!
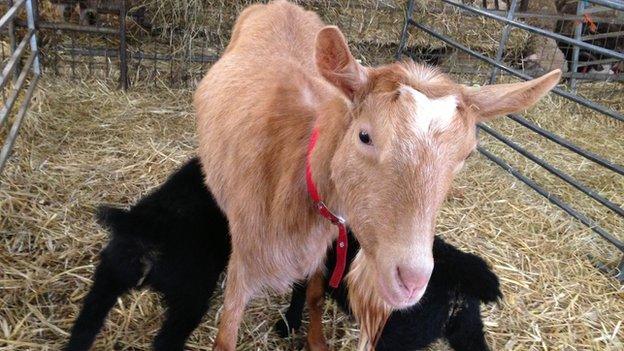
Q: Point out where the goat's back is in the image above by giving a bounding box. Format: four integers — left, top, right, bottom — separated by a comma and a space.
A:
224, 0, 322, 66
194, 1, 329, 218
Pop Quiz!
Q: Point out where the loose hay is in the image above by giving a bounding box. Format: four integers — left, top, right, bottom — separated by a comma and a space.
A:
3, 1, 623, 350
1, 77, 622, 350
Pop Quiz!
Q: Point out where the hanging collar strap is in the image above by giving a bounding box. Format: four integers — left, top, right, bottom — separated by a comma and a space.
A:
305, 127, 348, 289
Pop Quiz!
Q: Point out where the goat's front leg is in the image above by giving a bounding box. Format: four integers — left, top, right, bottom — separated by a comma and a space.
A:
306, 270, 330, 351
213, 258, 253, 351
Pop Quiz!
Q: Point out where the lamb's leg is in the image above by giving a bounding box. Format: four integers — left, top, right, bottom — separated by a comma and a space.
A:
444, 299, 490, 351
306, 271, 330, 351
153, 292, 212, 351
274, 280, 308, 337
64, 259, 138, 351
213, 258, 253, 351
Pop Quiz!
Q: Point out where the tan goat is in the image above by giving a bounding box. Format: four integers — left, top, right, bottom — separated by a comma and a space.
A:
194, 1, 561, 350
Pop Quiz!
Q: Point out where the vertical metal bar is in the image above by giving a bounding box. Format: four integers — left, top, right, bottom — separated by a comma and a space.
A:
32, 0, 39, 27
169, 52, 174, 86
70, 33, 76, 79
184, 29, 191, 87
617, 256, 624, 283
396, 0, 416, 60
151, 41, 157, 87
347, 2, 354, 51
200, 28, 207, 85
489, 0, 519, 83
119, 0, 128, 90
570, 0, 586, 91
105, 46, 110, 79
24, 0, 40, 75
7, 0, 20, 83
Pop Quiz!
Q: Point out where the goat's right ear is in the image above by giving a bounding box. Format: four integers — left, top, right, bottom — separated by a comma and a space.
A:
464, 69, 561, 122
315, 26, 368, 100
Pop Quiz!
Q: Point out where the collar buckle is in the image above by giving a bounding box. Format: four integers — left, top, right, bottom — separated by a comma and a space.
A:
315, 201, 345, 226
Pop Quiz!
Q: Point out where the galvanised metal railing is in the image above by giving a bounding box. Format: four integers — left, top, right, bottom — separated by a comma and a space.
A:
0, 0, 41, 174
397, 0, 624, 281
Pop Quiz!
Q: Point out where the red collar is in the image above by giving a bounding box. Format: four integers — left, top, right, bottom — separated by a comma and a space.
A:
306, 127, 348, 289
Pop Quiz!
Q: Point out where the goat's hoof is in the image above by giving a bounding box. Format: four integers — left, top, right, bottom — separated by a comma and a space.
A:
212, 343, 234, 351
306, 341, 331, 351
448, 187, 466, 200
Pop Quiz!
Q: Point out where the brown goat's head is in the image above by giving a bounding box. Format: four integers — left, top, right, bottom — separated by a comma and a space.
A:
315, 26, 561, 309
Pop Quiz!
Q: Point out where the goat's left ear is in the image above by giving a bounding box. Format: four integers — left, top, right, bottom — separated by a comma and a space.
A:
464, 69, 561, 122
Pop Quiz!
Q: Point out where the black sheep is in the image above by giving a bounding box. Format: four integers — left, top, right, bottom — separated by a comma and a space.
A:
65, 158, 230, 351
275, 232, 502, 351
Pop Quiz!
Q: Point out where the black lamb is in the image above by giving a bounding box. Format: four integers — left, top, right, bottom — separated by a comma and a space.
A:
275, 231, 502, 351
66, 156, 501, 351
65, 158, 230, 351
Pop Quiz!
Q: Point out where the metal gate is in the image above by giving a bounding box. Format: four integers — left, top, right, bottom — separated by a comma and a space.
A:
1, 0, 41, 174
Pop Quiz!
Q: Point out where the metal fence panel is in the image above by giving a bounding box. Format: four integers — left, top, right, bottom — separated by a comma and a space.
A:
0, 0, 41, 174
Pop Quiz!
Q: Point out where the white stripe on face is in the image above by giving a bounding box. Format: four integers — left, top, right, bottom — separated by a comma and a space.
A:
400, 85, 457, 135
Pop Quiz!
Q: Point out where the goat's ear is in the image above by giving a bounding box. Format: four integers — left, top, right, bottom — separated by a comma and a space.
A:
464, 69, 561, 122
315, 26, 368, 100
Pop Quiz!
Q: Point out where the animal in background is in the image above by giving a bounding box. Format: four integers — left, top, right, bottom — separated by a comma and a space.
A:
522, 36, 569, 77
64, 158, 230, 351
556, 2, 624, 76
274, 233, 502, 351
194, 1, 559, 349
49, 0, 149, 28
572, 51, 622, 75
50, 0, 79, 22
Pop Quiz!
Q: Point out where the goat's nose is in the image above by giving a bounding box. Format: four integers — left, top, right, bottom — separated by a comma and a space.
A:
397, 264, 431, 297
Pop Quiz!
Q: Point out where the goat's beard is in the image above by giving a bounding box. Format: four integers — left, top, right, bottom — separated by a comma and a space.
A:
347, 250, 393, 351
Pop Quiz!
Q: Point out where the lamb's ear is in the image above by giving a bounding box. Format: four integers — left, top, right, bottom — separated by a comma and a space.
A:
315, 26, 368, 100
464, 69, 561, 122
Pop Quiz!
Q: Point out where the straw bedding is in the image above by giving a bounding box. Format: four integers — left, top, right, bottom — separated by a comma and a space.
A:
2, 0, 624, 349
1, 76, 622, 350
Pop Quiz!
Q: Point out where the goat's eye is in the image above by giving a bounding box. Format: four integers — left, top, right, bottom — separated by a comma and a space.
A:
359, 130, 372, 145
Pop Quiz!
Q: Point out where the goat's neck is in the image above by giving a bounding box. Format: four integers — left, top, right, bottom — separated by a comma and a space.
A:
307, 97, 351, 217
